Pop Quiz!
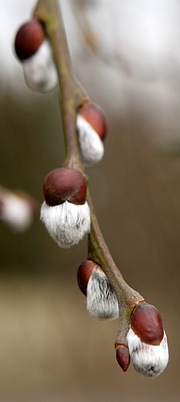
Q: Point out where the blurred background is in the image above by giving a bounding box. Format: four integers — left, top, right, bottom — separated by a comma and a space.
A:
0, 0, 180, 401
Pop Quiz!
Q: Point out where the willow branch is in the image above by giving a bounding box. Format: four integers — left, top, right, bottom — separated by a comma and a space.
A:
34, 0, 88, 168
33, 0, 144, 310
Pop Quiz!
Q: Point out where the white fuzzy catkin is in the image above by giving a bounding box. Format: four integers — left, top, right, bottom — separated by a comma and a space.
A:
23, 39, 58, 92
127, 328, 169, 377
40, 200, 91, 248
76, 115, 104, 166
0, 193, 33, 232
87, 267, 119, 320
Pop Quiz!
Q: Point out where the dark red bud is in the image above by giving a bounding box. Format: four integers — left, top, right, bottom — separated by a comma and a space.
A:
15, 18, 45, 61
43, 167, 87, 207
115, 344, 130, 372
77, 260, 103, 296
78, 103, 107, 141
131, 303, 164, 346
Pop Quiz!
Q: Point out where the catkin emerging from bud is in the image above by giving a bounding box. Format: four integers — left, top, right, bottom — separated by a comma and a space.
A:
41, 167, 91, 247
40, 200, 90, 248
22, 40, 58, 92
76, 103, 107, 166
76, 115, 104, 166
127, 304, 169, 377
87, 266, 119, 320
14, 19, 58, 92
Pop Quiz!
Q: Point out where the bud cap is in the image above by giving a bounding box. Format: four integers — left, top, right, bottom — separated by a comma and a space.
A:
77, 260, 96, 295
115, 344, 130, 372
78, 103, 107, 141
43, 168, 87, 207
15, 18, 45, 61
130, 303, 164, 345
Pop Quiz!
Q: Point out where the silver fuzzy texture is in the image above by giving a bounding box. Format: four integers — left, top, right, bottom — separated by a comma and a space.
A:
87, 267, 119, 320
0, 192, 33, 232
40, 200, 91, 248
127, 328, 169, 377
23, 39, 58, 92
76, 115, 104, 166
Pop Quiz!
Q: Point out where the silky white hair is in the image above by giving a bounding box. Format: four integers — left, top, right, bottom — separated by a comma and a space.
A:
23, 39, 58, 92
0, 193, 33, 232
127, 328, 169, 377
40, 200, 91, 248
76, 115, 104, 166
87, 267, 119, 320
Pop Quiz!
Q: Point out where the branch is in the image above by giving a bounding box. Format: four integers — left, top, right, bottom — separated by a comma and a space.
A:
32, 0, 169, 377
34, 0, 144, 309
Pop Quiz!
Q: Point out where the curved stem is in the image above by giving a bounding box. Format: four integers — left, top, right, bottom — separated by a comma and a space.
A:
87, 190, 144, 307
34, 0, 145, 311
34, 0, 88, 167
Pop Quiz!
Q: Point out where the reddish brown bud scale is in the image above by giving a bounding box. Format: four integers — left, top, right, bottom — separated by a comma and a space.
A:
43, 168, 87, 207
15, 18, 45, 61
77, 260, 96, 295
131, 303, 164, 346
78, 103, 107, 141
115, 344, 130, 372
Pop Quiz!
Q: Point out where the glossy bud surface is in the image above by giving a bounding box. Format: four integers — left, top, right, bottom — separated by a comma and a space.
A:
78, 103, 107, 141
15, 18, 45, 61
77, 260, 97, 295
131, 303, 164, 345
43, 168, 87, 206
115, 344, 130, 372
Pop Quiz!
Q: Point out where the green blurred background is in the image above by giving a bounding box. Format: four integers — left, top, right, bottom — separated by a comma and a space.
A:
0, 1, 180, 401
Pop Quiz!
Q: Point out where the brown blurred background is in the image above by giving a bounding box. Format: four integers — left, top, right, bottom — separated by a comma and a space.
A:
0, 1, 180, 401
